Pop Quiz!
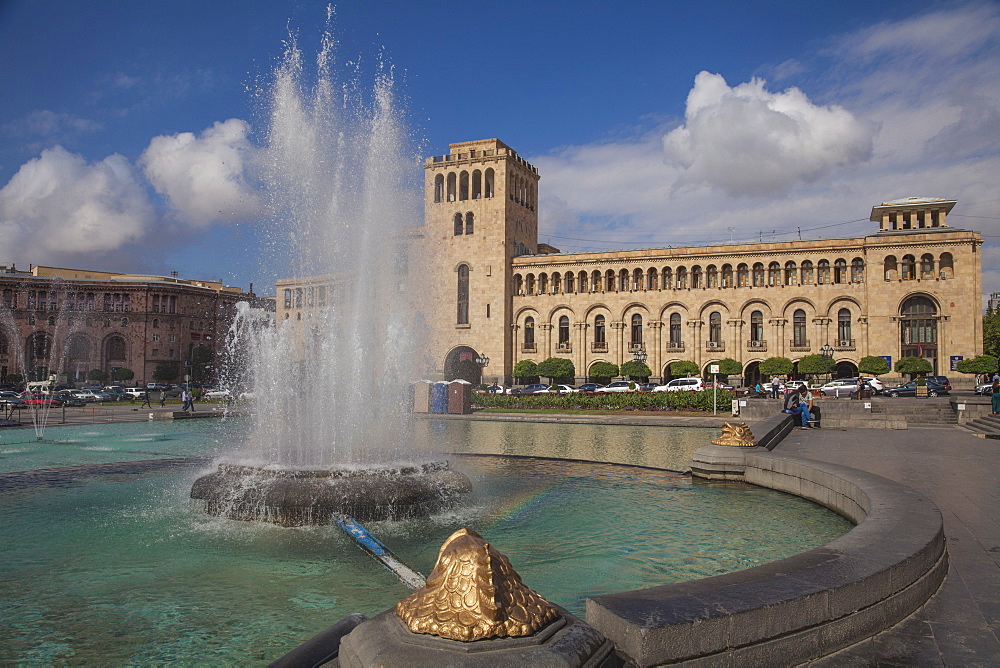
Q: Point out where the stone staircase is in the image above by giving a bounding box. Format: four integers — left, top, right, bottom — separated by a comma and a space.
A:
870, 400, 958, 425
964, 412, 1000, 436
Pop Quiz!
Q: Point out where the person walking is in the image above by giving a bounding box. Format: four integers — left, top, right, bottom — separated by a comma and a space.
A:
159, 390, 166, 407
992, 379, 1000, 415
180, 389, 190, 412
188, 389, 196, 413
771, 375, 781, 399
140, 389, 151, 408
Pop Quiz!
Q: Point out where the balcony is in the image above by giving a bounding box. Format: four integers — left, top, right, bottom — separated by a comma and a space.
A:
665, 342, 685, 352
627, 343, 645, 353
705, 341, 725, 352
556, 342, 572, 353
591, 342, 608, 353
789, 339, 811, 352
521, 343, 536, 353
746, 340, 768, 351
834, 339, 856, 351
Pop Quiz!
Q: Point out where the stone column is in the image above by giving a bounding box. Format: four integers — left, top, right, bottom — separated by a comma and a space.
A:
611, 321, 626, 369
539, 323, 553, 360
649, 320, 664, 381
574, 322, 588, 384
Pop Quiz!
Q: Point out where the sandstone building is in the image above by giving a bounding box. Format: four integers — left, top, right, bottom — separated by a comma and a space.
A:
417, 139, 983, 387
0, 265, 254, 385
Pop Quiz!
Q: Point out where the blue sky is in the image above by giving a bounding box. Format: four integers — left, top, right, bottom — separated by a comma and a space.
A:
1, 0, 998, 302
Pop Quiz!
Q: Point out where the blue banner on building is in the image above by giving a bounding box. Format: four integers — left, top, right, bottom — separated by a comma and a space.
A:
950, 356, 963, 371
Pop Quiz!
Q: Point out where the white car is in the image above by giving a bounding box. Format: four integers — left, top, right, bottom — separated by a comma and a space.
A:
653, 377, 705, 392
124, 387, 145, 399
76, 389, 111, 402
594, 381, 638, 393
533, 384, 578, 394
203, 388, 232, 400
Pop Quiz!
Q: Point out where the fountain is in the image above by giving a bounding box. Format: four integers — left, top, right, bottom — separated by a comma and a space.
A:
190, 20, 470, 524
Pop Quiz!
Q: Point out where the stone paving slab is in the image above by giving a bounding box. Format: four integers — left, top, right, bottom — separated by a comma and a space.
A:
778, 425, 1000, 666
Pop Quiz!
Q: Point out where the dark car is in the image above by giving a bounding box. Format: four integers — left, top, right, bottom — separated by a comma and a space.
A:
511, 384, 550, 395
577, 383, 604, 393
885, 380, 950, 398
923, 376, 951, 391
55, 391, 86, 407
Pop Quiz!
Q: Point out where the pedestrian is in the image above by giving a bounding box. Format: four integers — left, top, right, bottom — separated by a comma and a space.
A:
140, 389, 151, 408
992, 379, 1000, 415
771, 375, 781, 399
180, 389, 190, 412
159, 390, 166, 407
188, 388, 196, 413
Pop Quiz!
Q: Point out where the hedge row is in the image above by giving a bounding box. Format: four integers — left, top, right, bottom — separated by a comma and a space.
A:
473, 389, 735, 412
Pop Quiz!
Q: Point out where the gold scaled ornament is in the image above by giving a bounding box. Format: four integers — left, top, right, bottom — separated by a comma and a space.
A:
711, 422, 758, 447
395, 528, 559, 642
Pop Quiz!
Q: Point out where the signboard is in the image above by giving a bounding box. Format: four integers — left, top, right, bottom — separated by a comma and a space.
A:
881, 355, 892, 370
950, 356, 963, 371
710, 364, 720, 374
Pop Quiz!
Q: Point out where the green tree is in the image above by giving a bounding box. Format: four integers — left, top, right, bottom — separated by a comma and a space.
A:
894, 357, 933, 378
153, 361, 181, 383
858, 355, 890, 376
190, 345, 215, 385
715, 358, 743, 378
3, 373, 24, 386
537, 357, 575, 384
512, 359, 538, 383
758, 356, 793, 376
112, 367, 135, 382
984, 309, 1000, 359
955, 354, 998, 376
621, 360, 652, 380
669, 360, 699, 377
87, 368, 109, 382
588, 361, 619, 383
797, 354, 835, 377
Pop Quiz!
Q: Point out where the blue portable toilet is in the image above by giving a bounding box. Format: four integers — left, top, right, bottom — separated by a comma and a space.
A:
430, 382, 449, 414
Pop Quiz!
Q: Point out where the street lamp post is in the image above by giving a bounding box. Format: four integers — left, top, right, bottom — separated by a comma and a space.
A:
820, 343, 835, 382
630, 348, 648, 382
475, 353, 490, 387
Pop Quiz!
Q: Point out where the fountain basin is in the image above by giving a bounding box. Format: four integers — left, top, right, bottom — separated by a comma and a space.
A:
190, 461, 472, 526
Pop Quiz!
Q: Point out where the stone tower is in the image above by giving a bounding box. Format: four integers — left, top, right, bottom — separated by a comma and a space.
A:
421, 139, 539, 384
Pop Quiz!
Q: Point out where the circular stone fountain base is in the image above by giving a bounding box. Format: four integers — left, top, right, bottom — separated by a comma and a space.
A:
190, 461, 472, 526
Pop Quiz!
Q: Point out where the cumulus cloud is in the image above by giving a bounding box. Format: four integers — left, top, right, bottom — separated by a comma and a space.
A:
140, 118, 261, 225
662, 72, 874, 196
0, 146, 154, 257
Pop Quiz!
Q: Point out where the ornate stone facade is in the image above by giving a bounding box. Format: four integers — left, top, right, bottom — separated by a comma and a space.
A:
419, 140, 984, 386
0, 265, 253, 385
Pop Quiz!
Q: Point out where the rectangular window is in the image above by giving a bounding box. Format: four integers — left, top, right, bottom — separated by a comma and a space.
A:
152, 334, 160, 342
27, 291, 36, 309
152, 349, 159, 357
169, 296, 177, 313
283, 289, 292, 309
169, 349, 175, 358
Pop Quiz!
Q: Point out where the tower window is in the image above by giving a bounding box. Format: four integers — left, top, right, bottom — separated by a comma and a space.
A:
454, 213, 463, 236
457, 264, 470, 325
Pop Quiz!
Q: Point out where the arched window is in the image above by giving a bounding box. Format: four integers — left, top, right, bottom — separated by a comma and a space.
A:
2, 288, 13, 308
721, 264, 733, 288
662, 267, 672, 289
785, 261, 798, 285
939, 252, 954, 279
648, 268, 658, 290
454, 213, 463, 236
737, 264, 749, 287
606, 270, 616, 292
558, 316, 570, 344
801, 261, 814, 285
707, 265, 718, 288
750, 311, 764, 343
691, 265, 703, 289
901, 255, 915, 280
526, 274, 536, 295
106, 335, 126, 360
539, 273, 548, 294
524, 317, 535, 347
434, 174, 444, 203
446, 172, 457, 202
709, 311, 721, 345
676, 266, 688, 289
579, 271, 589, 292
817, 260, 831, 284
884, 255, 898, 280
152, 318, 159, 328
513, 274, 523, 295
594, 315, 606, 344
565, 272, 575, 293
459, 171, 469, 201
472, 170, 482, 199
768, 262, 781, 286
465, 212, 474, 235
457, 265, 469, 325
619, 269, 630, 291
484, 168, 495, 198
669, 313, 682, 346
551, 272, 561, 294
851, 258, 864, 283
631, 314, 643, 345
752, 263, 764, 287
592, 270, 602, 291
837, 308, 852, 345
834, 259, 847, 284
920, 253, 934, 279
633, 268, 644, 291
793, 309, 807, 347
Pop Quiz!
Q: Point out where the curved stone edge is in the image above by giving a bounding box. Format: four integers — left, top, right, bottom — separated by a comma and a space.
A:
586, 437, 947, 666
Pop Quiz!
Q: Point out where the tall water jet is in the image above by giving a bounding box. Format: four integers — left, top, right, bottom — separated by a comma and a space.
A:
192, 19, 469, 522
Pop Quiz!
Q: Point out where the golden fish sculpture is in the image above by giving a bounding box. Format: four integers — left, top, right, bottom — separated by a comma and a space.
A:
711, 421, 758, 447
395, 528, 559, 642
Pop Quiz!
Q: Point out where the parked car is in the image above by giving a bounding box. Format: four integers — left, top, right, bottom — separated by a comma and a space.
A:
103, 386, 129, 401
922, 376, 951, 392
76, 389, 111, 403
123, 387, 145, 400
885, 380, 950, 398
510, 384, 550, 396
817, 379, 863, 398
594, 381, 638, 393
484, 385, 507, 394
652, 377, 705, 392
203, 388, 232, 400
0, 391, 28, 409
20, 392, 63, 407
55, 391, 86, 407
533, 384, 577, 394
577, 383, 604, 393
975, 383, 995, 396
638, 383, 659, 392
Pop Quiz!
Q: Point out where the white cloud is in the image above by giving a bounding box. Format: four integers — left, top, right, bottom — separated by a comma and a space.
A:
0, 146, 154, 258
140, 118, 261, 225
662, 72, 874, 196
